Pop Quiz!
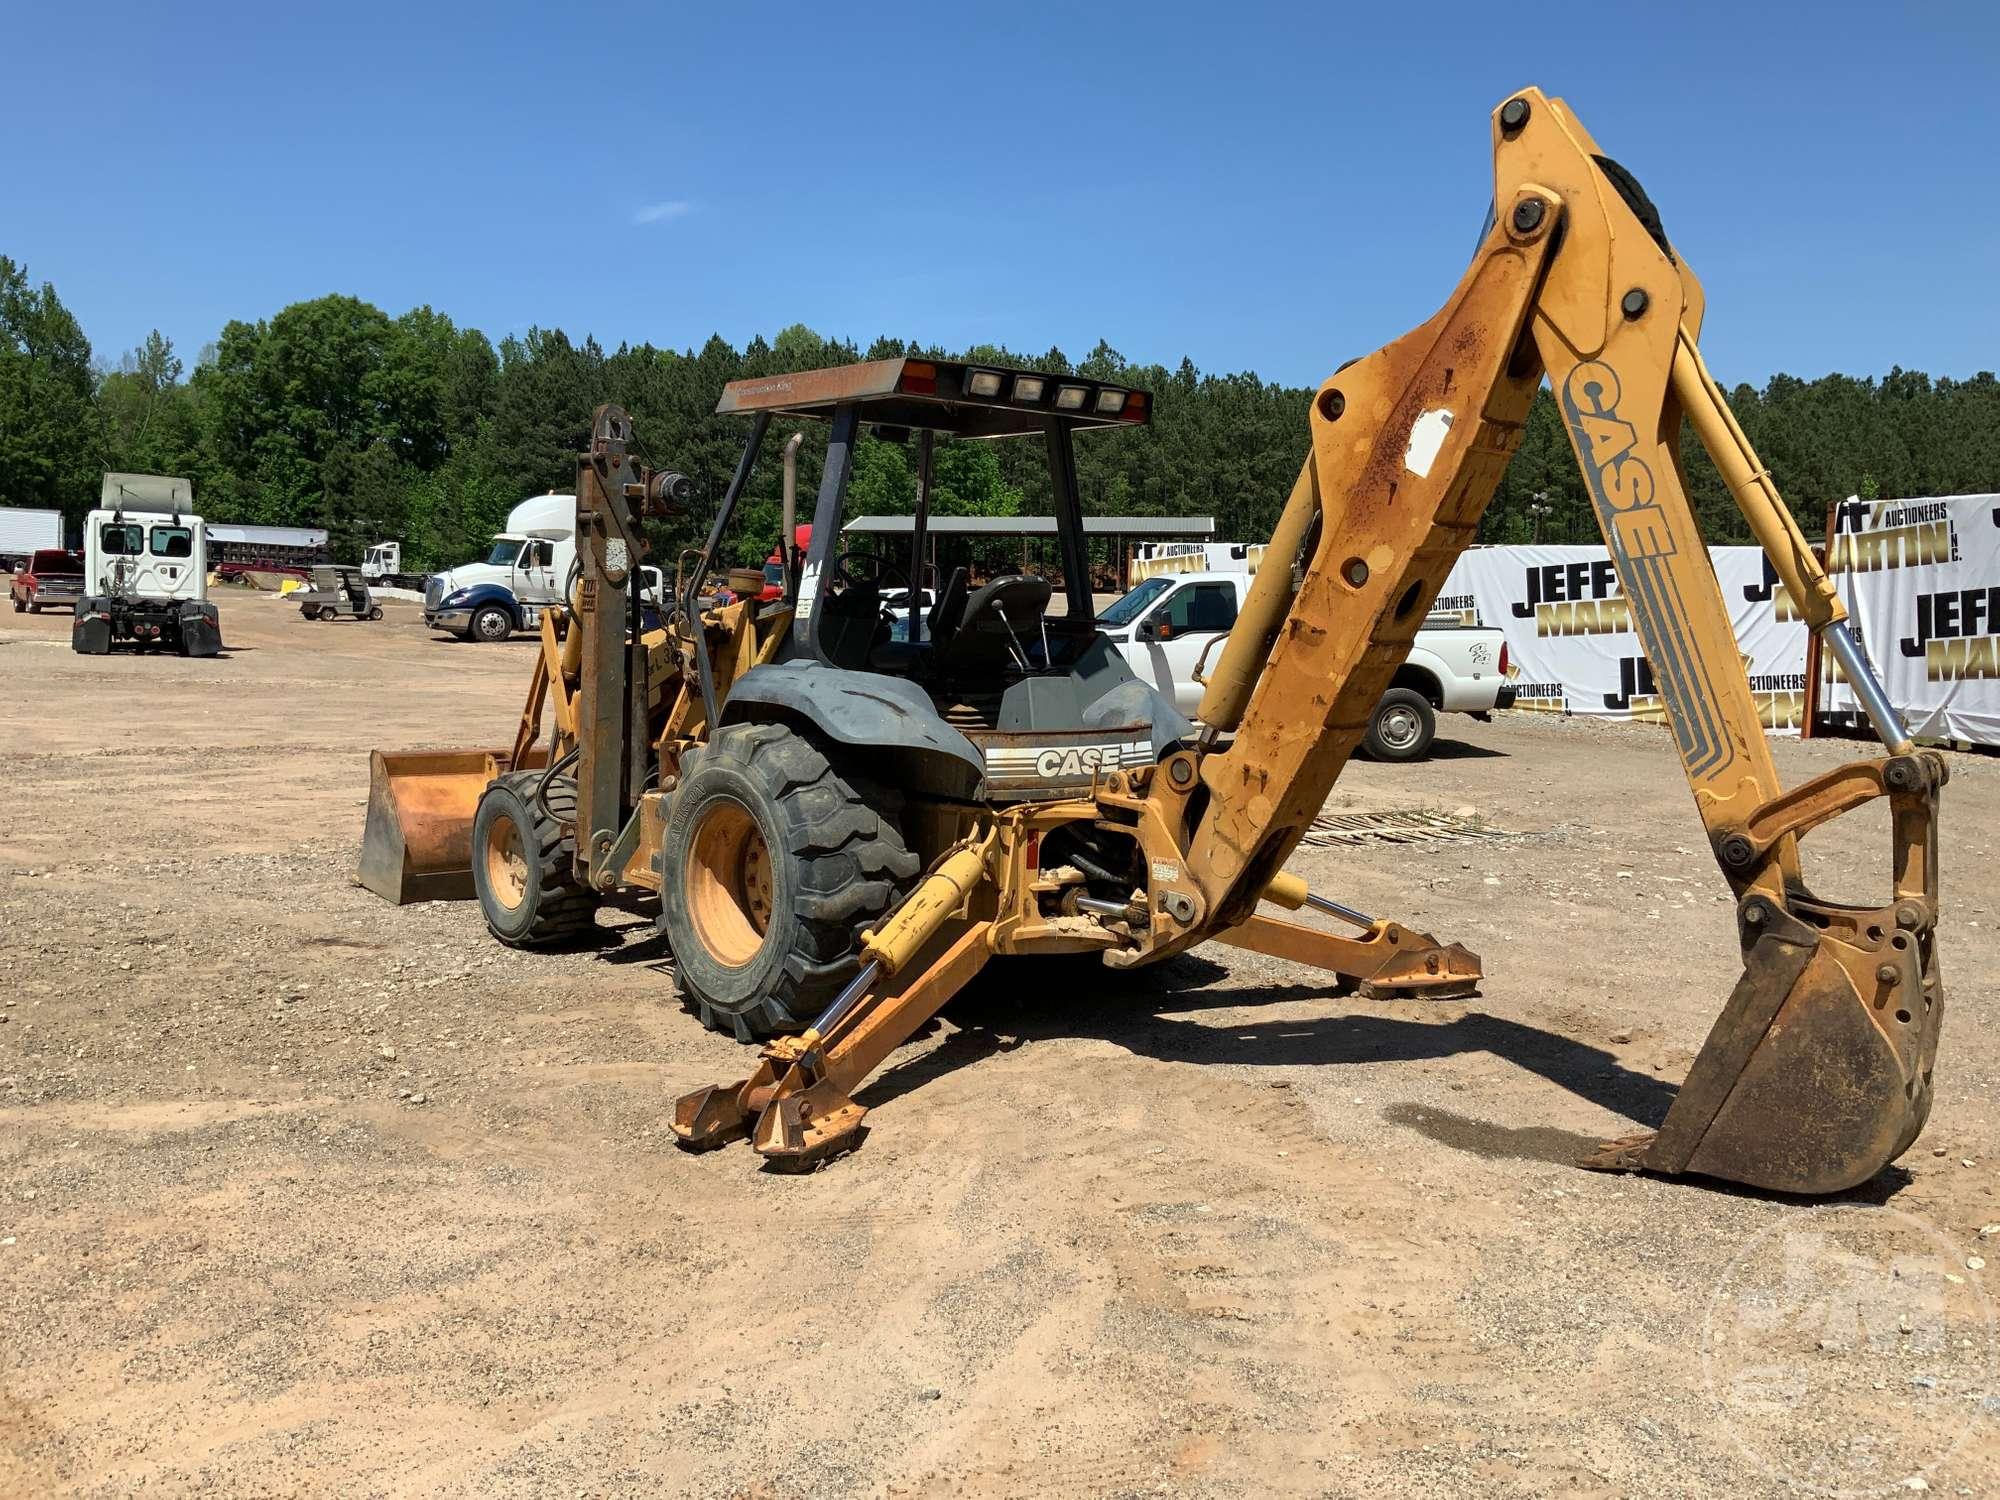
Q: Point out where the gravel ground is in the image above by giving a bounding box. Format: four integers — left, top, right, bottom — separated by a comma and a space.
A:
1, 590, 1996, 1497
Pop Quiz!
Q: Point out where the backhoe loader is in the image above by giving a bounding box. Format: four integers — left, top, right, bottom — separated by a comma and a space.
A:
364, 87, 1944, 1195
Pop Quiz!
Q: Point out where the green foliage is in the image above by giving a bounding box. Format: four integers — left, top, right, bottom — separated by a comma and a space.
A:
2, 252, 1997, 569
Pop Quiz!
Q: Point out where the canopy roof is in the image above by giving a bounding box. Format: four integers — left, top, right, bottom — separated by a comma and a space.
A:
716, 358, 1153, 439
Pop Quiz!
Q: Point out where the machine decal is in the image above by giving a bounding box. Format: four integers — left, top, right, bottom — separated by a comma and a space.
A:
1560, 360, 1734, 781
1403, 408, 1455, 479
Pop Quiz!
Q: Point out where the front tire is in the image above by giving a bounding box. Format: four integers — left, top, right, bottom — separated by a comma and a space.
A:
318, 604, 339, 622
471, 604, 512, 642
1364, 687, 1436, 762
471, 772, 599, 946
658, 723, 920, 1040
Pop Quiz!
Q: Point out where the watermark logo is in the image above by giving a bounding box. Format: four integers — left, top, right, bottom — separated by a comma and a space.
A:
1703, 1206, 1994, 1495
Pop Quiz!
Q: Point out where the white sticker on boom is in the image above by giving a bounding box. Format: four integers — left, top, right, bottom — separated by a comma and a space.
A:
1403, 408, 1455, 478
605, 538, 629, 573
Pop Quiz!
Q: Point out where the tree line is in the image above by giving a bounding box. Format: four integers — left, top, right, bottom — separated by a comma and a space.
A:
4, 253, 1996, 574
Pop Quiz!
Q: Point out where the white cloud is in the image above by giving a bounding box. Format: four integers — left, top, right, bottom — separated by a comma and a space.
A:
633, 199, 693, 226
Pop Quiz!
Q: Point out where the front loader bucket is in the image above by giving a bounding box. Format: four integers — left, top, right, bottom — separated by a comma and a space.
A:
1590, 894, 1941, 1194
359, 748, 517, 904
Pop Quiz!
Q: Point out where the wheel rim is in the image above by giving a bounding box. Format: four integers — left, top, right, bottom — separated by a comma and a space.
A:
1379, 705, 1423, 751
477, 610, 507, 640
685, 799, 774, 969
483, 812, 529, 910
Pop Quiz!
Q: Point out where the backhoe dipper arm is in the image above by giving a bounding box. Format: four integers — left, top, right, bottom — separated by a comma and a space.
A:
1187, 88, 1943, 1193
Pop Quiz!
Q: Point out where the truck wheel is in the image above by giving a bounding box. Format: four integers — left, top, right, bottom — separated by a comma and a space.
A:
1364, 688, 1436, 762
472, 772, 598, 947
659, 722, 921, 1040
27, 602, 40, 615
12, 595, 24, 612
471, 604, 512, 642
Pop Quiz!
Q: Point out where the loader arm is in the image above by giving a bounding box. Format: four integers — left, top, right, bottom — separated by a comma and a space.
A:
1184, 87, 1942, 1192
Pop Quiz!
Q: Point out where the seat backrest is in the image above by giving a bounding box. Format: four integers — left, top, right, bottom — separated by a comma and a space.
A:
934, 574, 1053, 673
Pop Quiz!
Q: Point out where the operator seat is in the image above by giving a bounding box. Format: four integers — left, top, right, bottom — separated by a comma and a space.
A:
933, 574, 1052, 674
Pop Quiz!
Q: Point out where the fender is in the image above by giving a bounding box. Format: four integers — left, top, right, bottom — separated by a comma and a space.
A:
721, 660, 986, 782
436, 582, 523, 625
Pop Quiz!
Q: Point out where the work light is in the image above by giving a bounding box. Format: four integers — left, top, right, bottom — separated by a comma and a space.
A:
966, 369, 1004, 398
1011, 375, 1047, 403
1055, 385, 1089, 411
1094, 389, 1127, 415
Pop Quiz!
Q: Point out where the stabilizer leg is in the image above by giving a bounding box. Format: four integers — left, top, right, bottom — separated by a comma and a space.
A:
1215, 913, 1482, 1000
671, 922, 993, 1170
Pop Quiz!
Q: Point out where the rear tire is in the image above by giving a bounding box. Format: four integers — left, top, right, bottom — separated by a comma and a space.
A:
318, 604, 339, 622
1364, 687, 1436, 762
472, 771, 599, 947
10, 596, 22, 613
659, 722, 921, 1040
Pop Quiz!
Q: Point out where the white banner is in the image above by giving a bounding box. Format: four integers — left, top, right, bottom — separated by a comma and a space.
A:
1434, 545, 1808, 731
1819, 493, 2000, 747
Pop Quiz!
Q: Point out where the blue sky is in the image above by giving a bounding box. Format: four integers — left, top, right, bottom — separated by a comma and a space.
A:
8, 1, 1996, 390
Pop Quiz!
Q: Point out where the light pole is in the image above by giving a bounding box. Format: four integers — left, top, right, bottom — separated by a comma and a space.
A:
1527, 491, 1553, 544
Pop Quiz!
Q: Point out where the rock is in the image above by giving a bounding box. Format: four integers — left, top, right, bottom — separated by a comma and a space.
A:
409, 1093, 427, 1105
378, 1045, 397, 1061
1969, 1256, 1986, 1271
1609, 1030, 1632, 1045
917, 1387, 942, 1402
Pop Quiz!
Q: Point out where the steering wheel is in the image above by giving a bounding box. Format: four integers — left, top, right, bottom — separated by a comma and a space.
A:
830, 550, 911, 594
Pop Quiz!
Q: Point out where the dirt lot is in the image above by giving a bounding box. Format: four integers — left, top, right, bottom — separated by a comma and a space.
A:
2, 590, 1996, 1498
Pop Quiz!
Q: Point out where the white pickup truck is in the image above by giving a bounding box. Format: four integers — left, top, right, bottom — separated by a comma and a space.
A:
1097, 570, 1513, 760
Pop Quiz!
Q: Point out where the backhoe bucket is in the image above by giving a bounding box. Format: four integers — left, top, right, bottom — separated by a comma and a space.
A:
359, 748, 519, 904
1589, 894, 1941, 1194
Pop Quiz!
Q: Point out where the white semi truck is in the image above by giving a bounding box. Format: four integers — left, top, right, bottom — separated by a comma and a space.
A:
422, 493, 576, 642
71, 473, 222, 657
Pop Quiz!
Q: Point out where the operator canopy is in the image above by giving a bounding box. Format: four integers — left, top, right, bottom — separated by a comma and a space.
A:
716, 357, 1152, 439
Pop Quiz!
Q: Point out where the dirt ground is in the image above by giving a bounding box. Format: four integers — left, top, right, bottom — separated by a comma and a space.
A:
2, 590, 1996, 1499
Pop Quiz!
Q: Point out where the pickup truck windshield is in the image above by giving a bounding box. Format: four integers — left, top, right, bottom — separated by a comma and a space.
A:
485, 540, 523, 567
1097, 575, 1174, 627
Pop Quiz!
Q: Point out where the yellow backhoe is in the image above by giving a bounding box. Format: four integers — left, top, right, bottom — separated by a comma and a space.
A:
364, 87, 1943, 1193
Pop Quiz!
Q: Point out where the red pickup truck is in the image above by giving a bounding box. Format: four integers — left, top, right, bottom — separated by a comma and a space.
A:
9, 549, 85, 613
